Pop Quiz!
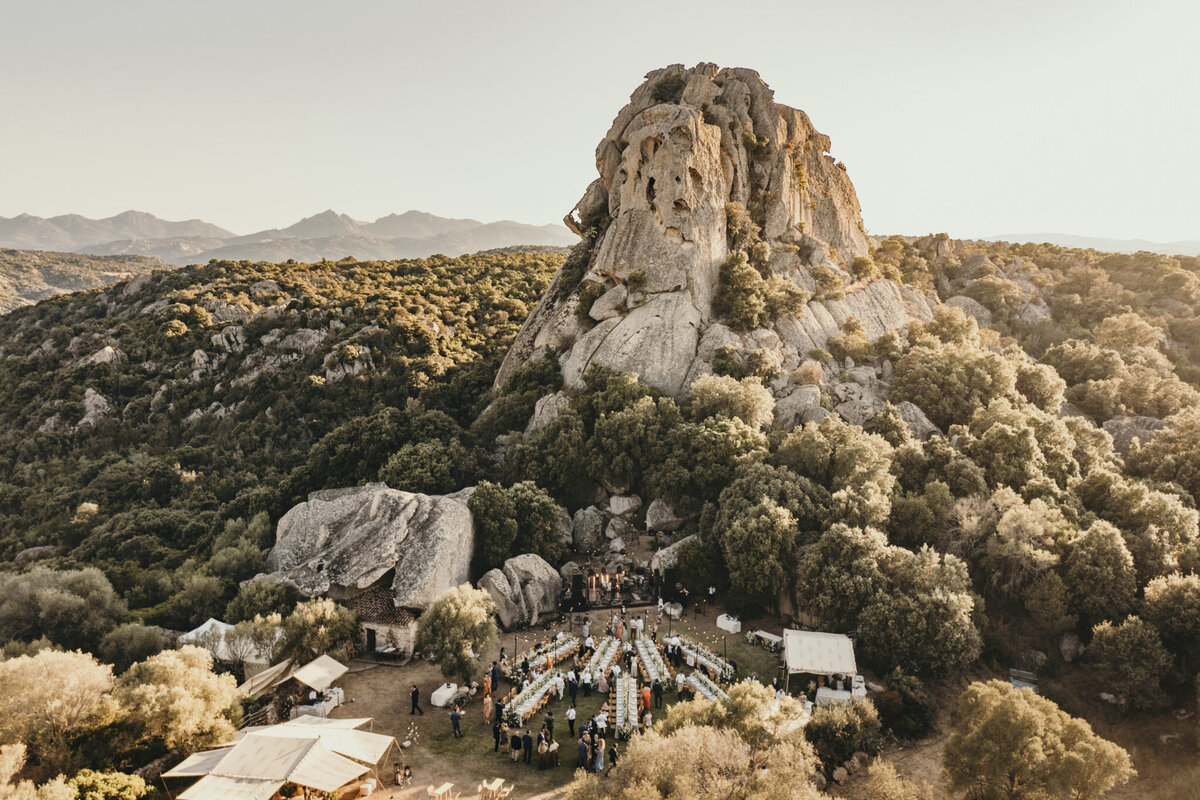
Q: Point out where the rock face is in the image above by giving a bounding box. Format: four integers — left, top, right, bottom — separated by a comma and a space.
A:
264, 483, 474, 611
494, 63, 933, 400
478, 553, 563, 630
1102, 415, 1164, 457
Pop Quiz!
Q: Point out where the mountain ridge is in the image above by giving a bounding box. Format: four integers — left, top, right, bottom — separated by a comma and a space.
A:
0, 209, 579, 265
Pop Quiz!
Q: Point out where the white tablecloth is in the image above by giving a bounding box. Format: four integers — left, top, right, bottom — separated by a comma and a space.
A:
430, 683, 458, 707
716, 615, 741, 633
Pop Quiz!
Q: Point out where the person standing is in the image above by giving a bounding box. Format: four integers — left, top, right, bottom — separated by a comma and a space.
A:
576, 735, 589, 769
510, 728, 523, 762
608, 742, 619, 774
545, 710, 555, 740
566, 703, 576, 737
522, 729, 534, 763
450, 706, 463, 738
582, 669, 592, 697
568, 673, 578, 704
652, 679, 663, 709
593, 737, 605, 773
641, 683, 651, 712
493, 718, 503, 752
410, 685, 424, 715
491, 660, 501, 691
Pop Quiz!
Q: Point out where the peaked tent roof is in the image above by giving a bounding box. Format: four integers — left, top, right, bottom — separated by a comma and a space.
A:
285, 714, 373, 729
291, 654, 349, 691
168, 726, 381, 800
782, 629, 857, 675
236, 657, 294, 698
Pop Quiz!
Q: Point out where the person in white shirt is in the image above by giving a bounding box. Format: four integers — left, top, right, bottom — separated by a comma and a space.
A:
610, 663, 621, 679
566, 703, 577, 736
567, 669, 577, 684
556, 674, 565, 700
584, 635, 594, 650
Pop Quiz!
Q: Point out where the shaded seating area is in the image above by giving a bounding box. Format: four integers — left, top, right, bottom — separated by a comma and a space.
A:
163, 716, 394, 800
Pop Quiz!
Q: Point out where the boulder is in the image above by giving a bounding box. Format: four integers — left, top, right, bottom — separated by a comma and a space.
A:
478, 553, 564, 630
649, 534, 696, 572
835, 398, 885, 427
264, 483, 474, 610
773, 384, 821, 430
559, 561, 581, 582
1060, 633, 1085, 663
525, 391, 569, 435
832, 767, 848, 784
1102, 415, 1164, 457
893, 401, 941, 441
645, 499, 684, 532
801, 406, 830, 424
608, 494, 643, 516
572, 506, 605, 550
608, 537, 626, 553
960, 254, 997, 280
553, 507, 574, 548
606, 517, 633, 541
77, 388, 112, 429
946, 295, 993, 328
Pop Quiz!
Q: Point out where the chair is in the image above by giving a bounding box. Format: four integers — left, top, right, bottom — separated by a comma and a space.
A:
427, 786, 439, 799
497, 787, 514, 799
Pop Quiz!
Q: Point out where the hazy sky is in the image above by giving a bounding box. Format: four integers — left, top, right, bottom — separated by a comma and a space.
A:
3, 1, 1198, 241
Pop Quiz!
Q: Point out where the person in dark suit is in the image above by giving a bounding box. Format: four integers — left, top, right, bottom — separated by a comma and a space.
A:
652, 679, 664, 709
577, 735, 589, 768
450, 706, 463, 738
544, 710, 554, 739
493, 719, 503, 751
491, 661, 501, 691
410, 685, 423, 715
522, 729, 534, 763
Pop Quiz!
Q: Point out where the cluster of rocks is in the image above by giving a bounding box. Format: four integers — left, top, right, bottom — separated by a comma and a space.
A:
478, 554, 563, 629
811, 751, 873, 789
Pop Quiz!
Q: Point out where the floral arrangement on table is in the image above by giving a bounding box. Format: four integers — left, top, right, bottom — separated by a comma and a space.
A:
689, 671, 729, 702
614, 675, 639, 738
505, 634, 580, 677
673, 636, 733, 678
583, 636, 619, 683
503, 669, 561, 726
635, 636, 671, 684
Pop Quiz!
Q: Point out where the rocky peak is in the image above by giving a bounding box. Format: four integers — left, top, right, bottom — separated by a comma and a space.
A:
497, 63, 930, 398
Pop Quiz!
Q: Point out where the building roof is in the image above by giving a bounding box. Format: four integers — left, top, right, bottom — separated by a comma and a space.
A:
291, 654, 348, 691
166, 720, 396, 800
343, 586, 416, 627
783, 629, 858, 676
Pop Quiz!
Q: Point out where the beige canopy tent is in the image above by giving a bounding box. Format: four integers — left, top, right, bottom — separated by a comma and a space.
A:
236, 658, 294, 699
782, 629, 858, 692
291, 654, 349, 692
163, 718, 395, 800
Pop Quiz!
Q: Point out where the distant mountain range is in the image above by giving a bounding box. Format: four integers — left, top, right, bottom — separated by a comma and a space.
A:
0, 209, 578, 265
986, 232, 1200, 256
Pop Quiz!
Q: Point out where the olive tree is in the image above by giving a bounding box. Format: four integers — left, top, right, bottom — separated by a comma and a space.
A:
414, 584, 497, 684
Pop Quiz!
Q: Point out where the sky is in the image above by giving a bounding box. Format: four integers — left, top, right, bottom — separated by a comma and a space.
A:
2, 0, 1198, 241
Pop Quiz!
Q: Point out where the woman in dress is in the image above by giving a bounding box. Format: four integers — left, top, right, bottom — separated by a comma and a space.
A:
593, 737, 605, 773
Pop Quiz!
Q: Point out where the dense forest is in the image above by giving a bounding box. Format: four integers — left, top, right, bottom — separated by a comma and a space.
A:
0, 251, 561, 631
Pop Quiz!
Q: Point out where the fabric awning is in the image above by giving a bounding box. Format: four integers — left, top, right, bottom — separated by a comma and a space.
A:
163, 747, 233, 778
236, 657, 294, 698
782, 629, 857, 675
291, 654, 348, 691
179, 775, 282, 800
285, 714, 373, 729
260, 723, 393, 764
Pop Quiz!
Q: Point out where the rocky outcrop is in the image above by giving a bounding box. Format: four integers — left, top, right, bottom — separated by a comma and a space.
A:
894, 401, 941, 441
494, 63, 933, 400
572, 506, 605, 550
646, 499, 685, 532
77, 388, 112, 429
649, 534, 696, 573
264, 483, 474, 611
1102, 415, 1164, 457
478, 553, 563, 630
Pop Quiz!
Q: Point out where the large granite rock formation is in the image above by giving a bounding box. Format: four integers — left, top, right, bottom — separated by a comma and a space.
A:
478, 554, 564, 630
264, 483, 474, 611
494, 63, 933, 401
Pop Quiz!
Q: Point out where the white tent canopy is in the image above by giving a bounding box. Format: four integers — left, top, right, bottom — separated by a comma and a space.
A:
783, 629, 857, 676
165, 720, 395, 800
291, 654, 349, 691
236, 657, 294, 698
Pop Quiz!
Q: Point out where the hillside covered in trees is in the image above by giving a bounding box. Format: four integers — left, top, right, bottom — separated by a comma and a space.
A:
0, 251, 561, 631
